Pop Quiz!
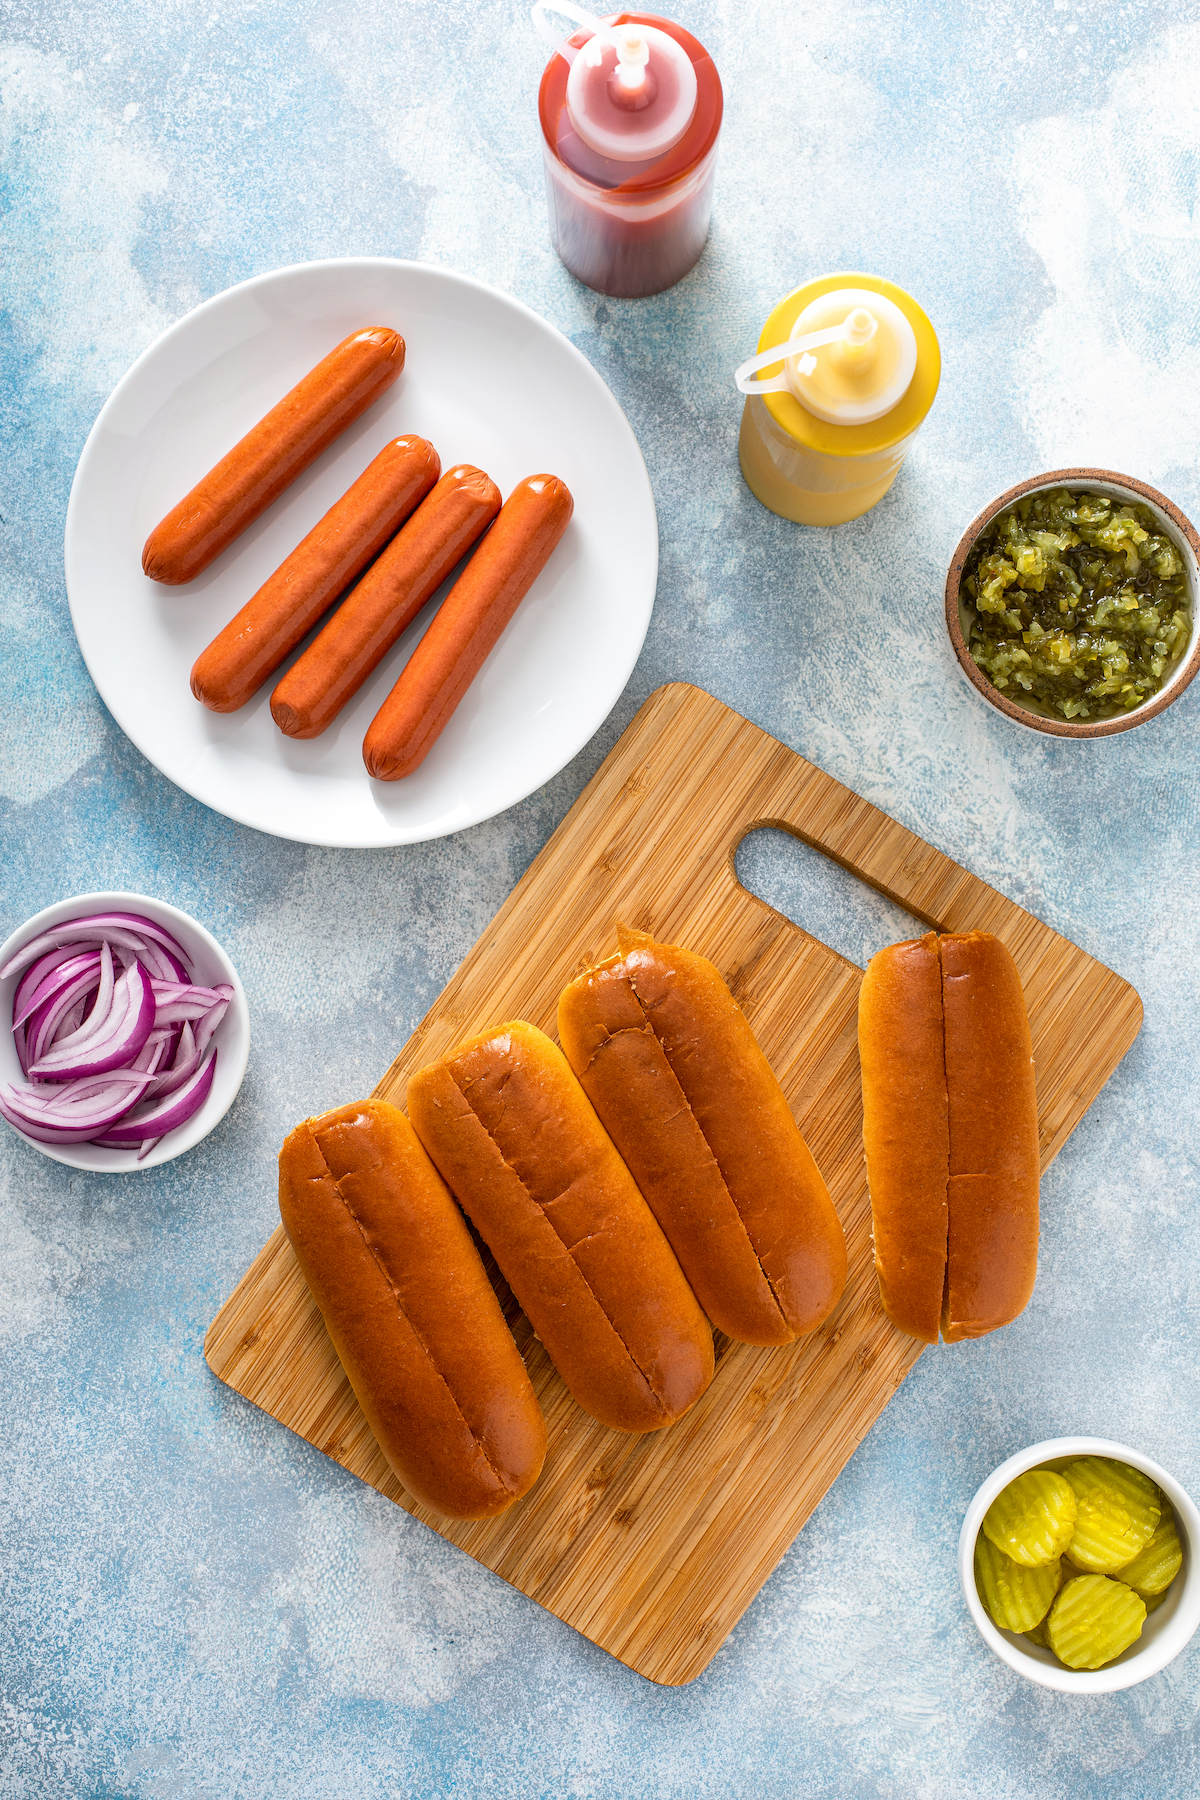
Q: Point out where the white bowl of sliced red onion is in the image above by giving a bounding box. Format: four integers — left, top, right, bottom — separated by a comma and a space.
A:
0, 893, 250, 1171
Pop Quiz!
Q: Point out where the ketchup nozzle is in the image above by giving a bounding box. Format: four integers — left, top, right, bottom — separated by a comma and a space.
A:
532, 3, 698, 161
605, 26, 657, 109
606, 25, 649, 84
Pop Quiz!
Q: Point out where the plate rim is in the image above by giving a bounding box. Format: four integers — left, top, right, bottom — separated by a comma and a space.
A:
64, 255, 658, 849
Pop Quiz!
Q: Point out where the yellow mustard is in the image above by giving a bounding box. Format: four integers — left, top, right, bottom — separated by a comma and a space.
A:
737, 273, 940, 527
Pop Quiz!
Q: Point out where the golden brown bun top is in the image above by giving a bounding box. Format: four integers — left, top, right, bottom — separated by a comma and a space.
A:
857, 929, 1039, 1347
938, 931, 1039, 1341
407, 1020, 714, 1430
278, 1097, 546, 1514
562, 927, 847, 1338
856, 932, 948, 1345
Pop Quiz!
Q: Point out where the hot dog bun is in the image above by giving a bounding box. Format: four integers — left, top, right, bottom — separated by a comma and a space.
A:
856, 933, 948, 1343
143, 327, 405, 585
558, 927, 847, 1345
278, 1097, 546, 1518
858, 930, 1039, 1345
940, 931, 1039, 1341
406, 1020, 714, 1433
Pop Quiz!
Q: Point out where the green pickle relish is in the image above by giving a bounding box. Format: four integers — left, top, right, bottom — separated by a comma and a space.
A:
960, 488, 1192, 721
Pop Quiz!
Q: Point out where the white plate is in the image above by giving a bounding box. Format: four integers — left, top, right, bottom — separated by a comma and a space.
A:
64, 259, 658, 847
0, 892, 250, 1173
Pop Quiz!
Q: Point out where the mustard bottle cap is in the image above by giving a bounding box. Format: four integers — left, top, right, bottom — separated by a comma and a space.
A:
532, 2, 698, 161
735, 288, 918, 426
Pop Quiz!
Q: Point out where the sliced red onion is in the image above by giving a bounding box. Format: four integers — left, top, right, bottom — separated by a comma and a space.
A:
131, 1032, 172, 1076
26, 959, 107, 1068
0, 912, 188, 981
13, 946, 76, 1022
4, 1069, 152, 1118
84, 913, 190, 956
149, 981, 234, 1026
54, 942, 115, 1051
193, 1002, 226, 1059
153, 948, 189, 983
0, 1069, 157, 1143
94, 1050, 217, 1147
145, 1021, 199, 1099
11, 927, 187, 1019
26, 944, 114, 1067
3, 908, 232, 1158
119, 938, 188, 983
13, 946, 95, 1027
158, 1019, 184, 1070
29, 958, 155, 1081
54, 994, 90, 1043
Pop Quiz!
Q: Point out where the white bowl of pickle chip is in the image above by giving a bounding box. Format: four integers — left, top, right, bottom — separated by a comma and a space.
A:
959, 1437, 1200, 1693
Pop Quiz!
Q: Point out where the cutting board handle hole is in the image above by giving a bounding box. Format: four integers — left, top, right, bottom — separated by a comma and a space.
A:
735, 827, 927, 968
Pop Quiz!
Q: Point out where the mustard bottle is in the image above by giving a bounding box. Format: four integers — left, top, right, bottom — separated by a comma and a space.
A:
735, 275, 940, 526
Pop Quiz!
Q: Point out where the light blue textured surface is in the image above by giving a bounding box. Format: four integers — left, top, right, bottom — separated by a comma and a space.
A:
3, 1, 1199, 1793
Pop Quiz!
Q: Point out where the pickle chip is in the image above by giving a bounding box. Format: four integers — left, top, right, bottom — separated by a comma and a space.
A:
1142, 1586, 1169, 1615
975, 1534, 1062, 1632
1047, 1575, 1146, 1670
1120, 1500, 1183, 1597
1061, 1458, 1161, 1573
982, 1469, 1078, 1567
1024, 1615, 1052, 1648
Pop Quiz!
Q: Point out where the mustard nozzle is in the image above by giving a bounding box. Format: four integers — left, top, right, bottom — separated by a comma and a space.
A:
735, 289, 918, 426
736, 311, 879, 392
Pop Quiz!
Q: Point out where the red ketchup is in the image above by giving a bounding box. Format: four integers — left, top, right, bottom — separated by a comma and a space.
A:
536, 9, 723, 299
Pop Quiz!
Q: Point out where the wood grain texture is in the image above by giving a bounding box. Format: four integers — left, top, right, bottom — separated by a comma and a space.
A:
204, 682, 1143, 1685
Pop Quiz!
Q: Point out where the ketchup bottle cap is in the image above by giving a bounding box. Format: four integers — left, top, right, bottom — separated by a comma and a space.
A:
532, 3, 698, 162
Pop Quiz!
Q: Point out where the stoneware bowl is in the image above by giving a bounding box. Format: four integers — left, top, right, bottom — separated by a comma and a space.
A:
960, 1436, 1200, 1694
945, 469, 1200, 739
0, 891, 250, 1173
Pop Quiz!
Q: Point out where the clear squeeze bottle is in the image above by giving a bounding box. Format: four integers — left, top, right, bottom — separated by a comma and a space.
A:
735, 275, 940, 526
533, 3, 723, 299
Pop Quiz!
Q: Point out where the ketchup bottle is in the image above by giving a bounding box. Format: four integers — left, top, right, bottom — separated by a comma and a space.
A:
533, 4, 723, 299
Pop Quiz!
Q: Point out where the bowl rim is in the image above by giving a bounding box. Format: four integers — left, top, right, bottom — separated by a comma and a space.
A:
959, 1435, 1200, 1693
0, 890, 250, 1173
944, 468, 1200, 739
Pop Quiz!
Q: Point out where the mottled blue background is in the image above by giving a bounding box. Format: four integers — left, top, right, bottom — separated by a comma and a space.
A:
3, 0, 1199, 1794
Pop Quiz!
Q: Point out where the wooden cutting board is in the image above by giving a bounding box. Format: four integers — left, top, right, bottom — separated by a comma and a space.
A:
204, 682, 1142, 1685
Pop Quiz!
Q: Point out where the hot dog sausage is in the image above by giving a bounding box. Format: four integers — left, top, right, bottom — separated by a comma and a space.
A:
362, 473, 573, 781
142, 326, 405, 586
270, 465, 501, 740
189, 436, 440, 713
278, 1097, 547, 1519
